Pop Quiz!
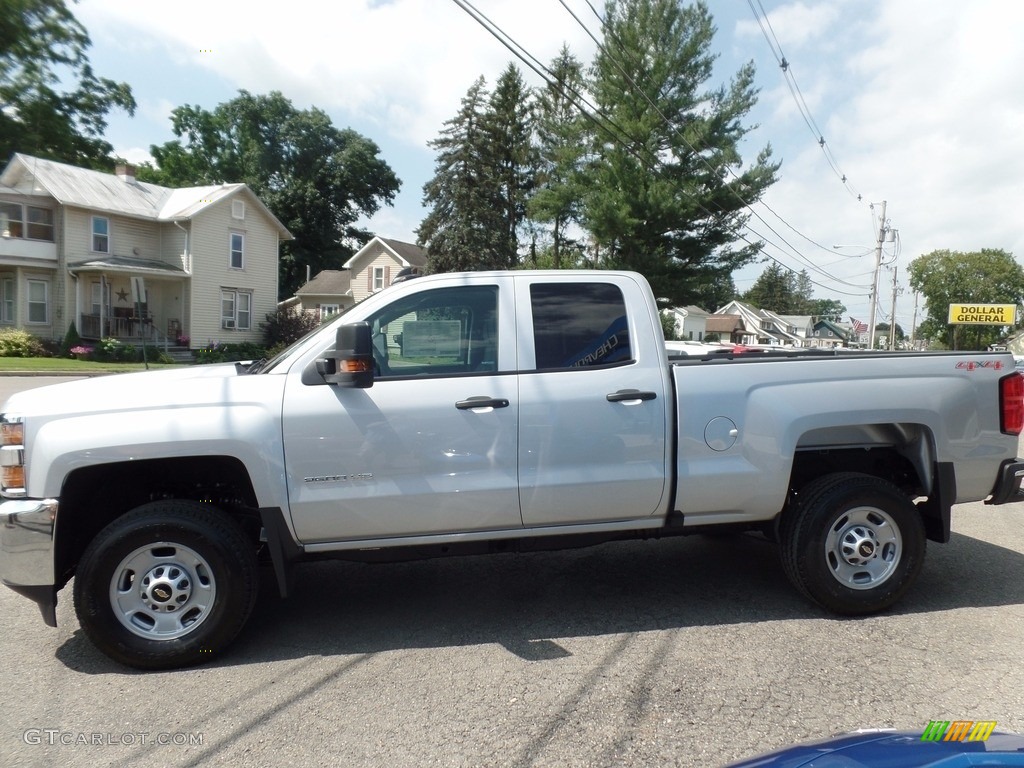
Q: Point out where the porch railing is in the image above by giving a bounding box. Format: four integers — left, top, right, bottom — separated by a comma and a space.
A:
79, 313, 173, 351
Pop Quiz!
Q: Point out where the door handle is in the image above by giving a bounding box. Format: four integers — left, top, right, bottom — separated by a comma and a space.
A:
456, 396, 510, 410
606, 389, 657, 402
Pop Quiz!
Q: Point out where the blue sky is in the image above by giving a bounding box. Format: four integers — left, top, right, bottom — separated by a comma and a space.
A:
75, 0, 1024, 330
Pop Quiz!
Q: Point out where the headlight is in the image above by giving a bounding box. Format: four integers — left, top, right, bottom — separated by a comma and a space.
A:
0, 415, 26, 497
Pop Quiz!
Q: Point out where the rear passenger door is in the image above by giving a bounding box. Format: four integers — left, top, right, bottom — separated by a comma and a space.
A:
515, 274, 670, 527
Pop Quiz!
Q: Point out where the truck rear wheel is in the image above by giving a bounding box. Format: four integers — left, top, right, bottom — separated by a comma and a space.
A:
780, 472, 925, 615
72, 500, 258, 670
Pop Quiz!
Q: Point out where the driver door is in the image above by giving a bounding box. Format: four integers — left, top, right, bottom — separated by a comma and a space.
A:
282, 278, 522, 544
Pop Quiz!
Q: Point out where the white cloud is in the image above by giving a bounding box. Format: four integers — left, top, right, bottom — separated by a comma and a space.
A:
79, 0, 597, 148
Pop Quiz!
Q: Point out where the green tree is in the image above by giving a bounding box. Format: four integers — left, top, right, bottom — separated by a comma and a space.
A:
418, 77, 510, 271
742, 262, 798, 313
808, 298, 846, 323
875, 322, 905, 344
907, 248, 1024, 350
528, 46, 587, 269
143, 91, 400, 297
487, 64, 536, 269
0, 0, 136, 168
793, 270, 815, 314
580, 0, 777, 308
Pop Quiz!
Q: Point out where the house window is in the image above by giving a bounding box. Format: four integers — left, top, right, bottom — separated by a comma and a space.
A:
26, 207, 54, 241
229, 232, 244, 269
1, 278, 14, 323
221, 289, 252, 330
232, 200, 245, 220
372, 266, 386, 292
26, 279, 48, 324
92, 216, 109, 253
1, 203, 54, 241
320, 304, 340, 321
1, 203, 24, 238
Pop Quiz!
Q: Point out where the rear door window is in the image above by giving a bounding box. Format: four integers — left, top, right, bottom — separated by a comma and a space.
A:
530, 283, 632, 370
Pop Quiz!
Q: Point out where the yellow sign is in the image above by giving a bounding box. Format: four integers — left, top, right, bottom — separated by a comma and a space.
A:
947, 303, 1017, 325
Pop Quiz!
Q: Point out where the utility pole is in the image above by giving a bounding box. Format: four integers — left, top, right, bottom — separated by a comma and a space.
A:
889, 266, 900, 350
868, 200, 887, 351
911, 292, 919, 349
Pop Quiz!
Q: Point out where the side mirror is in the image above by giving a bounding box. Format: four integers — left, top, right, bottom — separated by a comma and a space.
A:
315, 322, 374, 388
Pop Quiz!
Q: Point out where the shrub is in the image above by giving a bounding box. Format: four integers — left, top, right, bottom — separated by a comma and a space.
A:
60, 322, 82, 358
91, 337, 140, 362
194, 341, 268, 365
262, 307, 321, 348
0, 329, 46, 358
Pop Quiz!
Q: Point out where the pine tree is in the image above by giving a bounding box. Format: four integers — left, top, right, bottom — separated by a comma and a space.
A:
418, 77, 509, 271
581, 0, 778, 307
529, 47, 587, 269
742, 262, 796, 313
485, 64, 536, 269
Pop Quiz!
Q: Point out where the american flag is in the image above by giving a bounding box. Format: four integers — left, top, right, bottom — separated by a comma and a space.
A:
851, 317, 868, 334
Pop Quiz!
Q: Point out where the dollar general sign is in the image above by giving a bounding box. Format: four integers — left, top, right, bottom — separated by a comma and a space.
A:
947, 303, 1017, 325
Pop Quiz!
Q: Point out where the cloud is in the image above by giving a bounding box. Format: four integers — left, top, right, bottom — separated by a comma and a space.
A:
79, 0, 597, 148
736, 0, 1024, 323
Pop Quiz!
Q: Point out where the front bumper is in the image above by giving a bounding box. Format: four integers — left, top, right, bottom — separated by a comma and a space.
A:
0, 498, 58, 626
986, 459, 1024, 505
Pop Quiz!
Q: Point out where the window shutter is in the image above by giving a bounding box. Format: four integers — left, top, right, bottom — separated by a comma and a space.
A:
367, 271, 372, 291
385, 266, 391, 285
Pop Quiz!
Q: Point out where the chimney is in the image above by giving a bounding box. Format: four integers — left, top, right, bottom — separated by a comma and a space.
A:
115, 163, 137, 183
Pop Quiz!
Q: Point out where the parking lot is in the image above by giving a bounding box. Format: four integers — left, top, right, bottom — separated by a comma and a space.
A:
1, 377, 1023, 767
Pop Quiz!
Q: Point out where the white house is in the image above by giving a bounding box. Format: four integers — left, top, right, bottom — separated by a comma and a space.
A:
0, 153, 291, 349
664, 305, 711, 341
715, 299, 804, 346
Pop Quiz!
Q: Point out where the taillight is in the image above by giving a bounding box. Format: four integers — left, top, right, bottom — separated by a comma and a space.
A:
999, 373, 1024, 435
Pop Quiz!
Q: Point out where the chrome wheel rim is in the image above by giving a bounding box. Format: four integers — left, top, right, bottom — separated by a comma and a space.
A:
824, 506, 902, 590
109, 542, 216, 640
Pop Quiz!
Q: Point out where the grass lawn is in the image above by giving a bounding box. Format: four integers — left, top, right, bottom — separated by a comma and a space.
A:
0, 357, 184, 373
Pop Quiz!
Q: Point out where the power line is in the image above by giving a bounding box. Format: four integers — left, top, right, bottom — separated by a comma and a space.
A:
746, 0, 864, 203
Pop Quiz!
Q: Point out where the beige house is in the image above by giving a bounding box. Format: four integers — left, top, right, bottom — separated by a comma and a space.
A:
0, 153, 291, 350
293, 269, 353, 321
342, 236, 426, 303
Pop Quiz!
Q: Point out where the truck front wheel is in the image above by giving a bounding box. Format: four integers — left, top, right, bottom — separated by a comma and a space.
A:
780, 472, 926, 615
73, 500, 258, 669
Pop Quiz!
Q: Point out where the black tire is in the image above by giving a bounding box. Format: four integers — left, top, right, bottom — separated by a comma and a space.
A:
779, 472, 926, 615
73, 500, 258, 670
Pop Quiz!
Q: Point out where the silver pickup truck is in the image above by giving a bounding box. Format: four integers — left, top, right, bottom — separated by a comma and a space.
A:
2, 269, 1023, 669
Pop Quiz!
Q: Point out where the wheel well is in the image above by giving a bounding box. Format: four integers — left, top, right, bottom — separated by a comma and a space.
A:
790, 446, 924, 498
790, 423, 934, 499
55, 457, 261, 588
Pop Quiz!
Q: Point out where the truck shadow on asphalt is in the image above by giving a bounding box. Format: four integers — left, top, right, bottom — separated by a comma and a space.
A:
55, 531, 1024, 672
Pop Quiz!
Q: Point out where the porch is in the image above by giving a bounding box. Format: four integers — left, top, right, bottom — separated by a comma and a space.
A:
68, 255, 189, 350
